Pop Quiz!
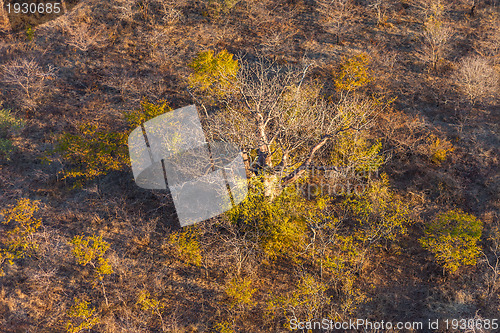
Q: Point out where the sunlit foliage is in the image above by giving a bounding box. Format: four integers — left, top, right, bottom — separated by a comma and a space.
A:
334, 53, 372, 92
65, 298, 100, 333
54, 100, 172, 186
168, 228, 203, 267
420, 210, 482, 273
0, 198, 41, 276
343, 174, 413, 246
188, 49, 239, 97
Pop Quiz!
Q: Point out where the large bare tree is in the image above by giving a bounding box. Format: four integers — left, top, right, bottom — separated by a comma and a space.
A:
205, 58, 377, 196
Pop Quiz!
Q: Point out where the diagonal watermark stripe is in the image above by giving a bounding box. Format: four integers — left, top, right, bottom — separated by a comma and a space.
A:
128, 105, 248, 227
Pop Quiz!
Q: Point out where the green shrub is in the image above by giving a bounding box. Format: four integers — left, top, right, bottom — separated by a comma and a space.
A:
203, 0, 239, 19
0, 108, 25, 136
420, 210, 482, 273
0, 108, 25, 161
25, 25, 35, 41
0, 138, 14, 161
188, 49, 239, 97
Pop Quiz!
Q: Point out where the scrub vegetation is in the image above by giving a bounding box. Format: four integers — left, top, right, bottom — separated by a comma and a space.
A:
0, 0, 499, 331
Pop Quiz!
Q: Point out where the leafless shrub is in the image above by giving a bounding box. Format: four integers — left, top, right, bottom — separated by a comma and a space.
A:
1, 58, 56, 111
115, 0, 137, 22
261, 26, 296, 57
148, 29, 176, 70
480, 217, 500, 299
411, 0, 445, 21
159, 0, 186, 24
64, 22, 107, 52
0, 0, 12, 33
316, 0, 355, 44
367, 0, 391, 26
454, 55, 499, 104
475, 20, 500, 59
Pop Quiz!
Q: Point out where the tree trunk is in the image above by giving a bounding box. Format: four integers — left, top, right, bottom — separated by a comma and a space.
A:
0, 0, 12, 33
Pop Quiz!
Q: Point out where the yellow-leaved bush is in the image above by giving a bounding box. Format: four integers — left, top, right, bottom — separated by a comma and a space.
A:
267, 275, 329, 323
343, 174, 413, 246
330, 129, 384, 174
334, 53, 372, 93
65, 297, 100, 333
0, 198, 41, 276
53, 100, 172, 186
69, 234, 114, 306
224, 276, 257, 309
168, 228, 203, 267
136, 289, 165, 330
188, 49, 239, 97
419, 210, 482, 273
226, 178, 327, 260
320, 234, 368, 317
426, 134, 454, 164
69, 234, 114, 280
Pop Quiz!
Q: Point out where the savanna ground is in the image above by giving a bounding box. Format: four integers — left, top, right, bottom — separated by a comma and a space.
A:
0, 0, 499, 332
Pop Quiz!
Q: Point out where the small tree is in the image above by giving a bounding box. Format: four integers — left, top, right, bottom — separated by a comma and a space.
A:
420, 210, 482, 274
205, 55, 378, 197
69, 234, 114, 305
317, 0, 354, 45
136, 289, 166, 331
1, 58, 56, 113
419, 15, 451, 70
343, 174, 413, 247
